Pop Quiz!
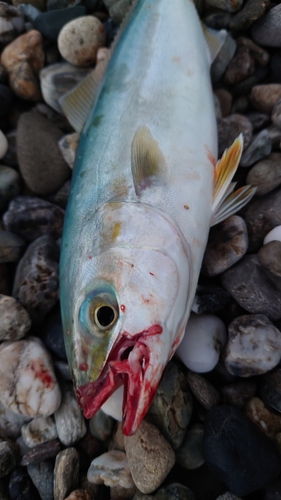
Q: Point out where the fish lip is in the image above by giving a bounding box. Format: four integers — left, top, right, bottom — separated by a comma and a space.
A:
76, 324, 163, 435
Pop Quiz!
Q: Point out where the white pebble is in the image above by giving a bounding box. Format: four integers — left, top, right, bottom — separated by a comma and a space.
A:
0, 130, 8, 159
264, 225, 281, 245
101, 385, 123, 421
21, 416, 58, 447
176, 314, 227, 373
87, 450, 134, 489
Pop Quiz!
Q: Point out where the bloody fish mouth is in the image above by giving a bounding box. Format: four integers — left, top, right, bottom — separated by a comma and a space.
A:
76, 324, 163, 435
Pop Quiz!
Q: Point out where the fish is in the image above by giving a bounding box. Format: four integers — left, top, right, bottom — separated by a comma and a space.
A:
60, 0, 256, 436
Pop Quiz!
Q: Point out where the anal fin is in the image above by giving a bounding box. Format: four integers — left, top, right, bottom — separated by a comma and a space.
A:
211, 135, 256, 226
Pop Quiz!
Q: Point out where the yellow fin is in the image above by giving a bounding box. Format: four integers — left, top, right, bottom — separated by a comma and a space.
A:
131, 126, 167, 195
201, 23, 227, 64
211, 135, 256, 226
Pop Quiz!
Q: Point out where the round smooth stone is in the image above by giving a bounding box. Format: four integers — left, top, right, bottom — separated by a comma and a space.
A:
54, 448, 79, 500
224, 46, 255, 85
264, 226, 281, 245
0, 131, 8, 159
176, 423, 204, 470
224, 314, 281, 376
186, 371, 220, 410
87, 450, 134, 489
101, 386, 123, 422
217, 114, 252, 157
251, 4, 281, 48
21, 416, 58, 448
203, 405, 281, 496
154, 483, 196, 500
221, 381, 257, 409
245, 397, 281, 438
58, 16, 106, 67
89, 409, 114, 441
0, 294, 31, 341
258, 240, 281, 291
0, 401, 30, 440
27, 460, 54, 500
58, 132, 79, 169
246, 153, 281, 196
192, 284, 230, 314
229, 0, 270, 30
0, 166, 21, 214
176, 314, 227, 373
250, 84, 281, 114
54, 383, 87, 446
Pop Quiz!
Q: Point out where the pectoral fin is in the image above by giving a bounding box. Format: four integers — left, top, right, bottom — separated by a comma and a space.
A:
211, 135, 256, 226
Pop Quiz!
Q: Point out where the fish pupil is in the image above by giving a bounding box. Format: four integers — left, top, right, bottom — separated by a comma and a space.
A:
96, 306, 115, 327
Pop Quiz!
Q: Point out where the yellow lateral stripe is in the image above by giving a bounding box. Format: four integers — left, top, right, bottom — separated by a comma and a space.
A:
214, 134, 244, 203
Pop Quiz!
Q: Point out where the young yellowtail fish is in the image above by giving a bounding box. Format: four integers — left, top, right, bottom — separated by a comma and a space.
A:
60, 0, 255, 435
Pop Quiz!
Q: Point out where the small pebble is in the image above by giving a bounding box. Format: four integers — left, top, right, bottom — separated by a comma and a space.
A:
176, 423, 204, 470
231, 64, 268, 97
224, 46, 255, 85
246, 153, 281, 196
58, 16, 106, 67
245, 397, 281, 438
89, 409, 114, 442
176, 314, 226, 373
0, 166, 21, 213
0, 3, 20, 45
211, 33, 236, 83
9, 467, 34, 500
34, 5, 87, 42
87, 450, 134, 489
103, 0, 131, 24
0, 401, 30, 440
64, 491, 90, 500
229, 0, 270, 31
192, 284, 230, 314
250, 84, 281, 114
108, 422, 125, 452
251, 4, 281, 48
42, 308, 67, 361
203, 405, 281, 496
0, 294, 31, 341
186, 371, 220, 410
54, 448, 79, 500
21, 416, 58, 448
54, 383, 87, 446
246, 111, 270, 130
258, 240, 281, 291
221, 381, 257, 409
27, 460, 54, 500
202, 216, 248, 276
0, 440, 18, 478
21, 439, 61, 466
260, 368, 281, 413
124, 420, 175, 494
224, 314, 281, 376
240, 129, 272, 167
154, 483, 196, 500
236, 36, 270, 66
58, 132, 79, 169
1, 130, 17, 168
216, 493, 242, 500
217, 113, 252, 156
214, 88, 232, 117
204, 12, 232, 30
0, 131, 8, 159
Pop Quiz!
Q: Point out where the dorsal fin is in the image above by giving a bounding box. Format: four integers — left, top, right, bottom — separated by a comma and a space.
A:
131, 126, 167, 195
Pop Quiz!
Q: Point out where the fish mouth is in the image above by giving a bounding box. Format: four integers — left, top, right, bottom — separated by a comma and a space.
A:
76, 324, 165, 435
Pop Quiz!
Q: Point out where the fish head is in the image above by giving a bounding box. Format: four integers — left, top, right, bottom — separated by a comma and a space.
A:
61, 202, 191, 435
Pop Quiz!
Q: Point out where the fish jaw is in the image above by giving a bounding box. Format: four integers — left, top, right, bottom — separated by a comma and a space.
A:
76, 324, 169, 435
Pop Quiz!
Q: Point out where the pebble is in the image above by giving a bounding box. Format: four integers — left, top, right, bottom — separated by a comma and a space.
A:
9, 467, 34, 500
154, 484, 196, 500
214, 88, 232, 117
0, 166, 21, 213
229, 0, 270, 31
54, 448, 79, 500
42, 308, 67, 361
203, 405, 281, 496
217, 113, 252, 156
27, 460, 54, 500
251, 4, 281, 48
76, 431, 102, 460
246, 153, 281, 196
0, 4, 20, 45
204, 12, 232, 30
221, 254, 281, 320
0, 294, 31, 341
224, 47, 255, 85
64, 491, 90, 500
87, 450, 134, 489
202, 216, 248, 276
58, 132, 79, 169
108, 422, 125, 452
54, 383, 87, 446
250, 84, 281, 114
17, 4, 40, 22
21, 439, 61, 466
240, 129, 272, 167
236, 36, 270, 66
17, 110, 70, 195
40, 62, 92, 114
47, 179, 70, 210
1, 30, 44, 101
89, 410, 114, 442
245, 397, 281, 438
0, 402, 30, 440
260, 368, 281, 413
176, 423, 204, 470
54, 360, 72, 381
186, 371, 220, 410
211, 33, 236, 83
258, 240, 281, 291
246, 111, 270, 130
231, 64, 268, 97
58, 16, 106, 67
0, 440, 18, 478
34, 5, 87, 41
244, 188, 281, 252
192, 284, 230, 314
0, 337, 61, 417
264, 226, 281, 245
12, 235, 59, 324
124, 420, 175, 494
221, 381, 257, 409
21, 416, 58, 448
1, 130, 17, 168
176, 314, 226, 373
147, 360, 193, 449
103, 0, 131, 24
3, 196, 65, 242
0, 131, 8, 159
224, 314, 281, 376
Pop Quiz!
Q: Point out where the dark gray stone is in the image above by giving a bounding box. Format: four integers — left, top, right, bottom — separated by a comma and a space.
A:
221, 381, 257, 409
9, 467, 34, 500
34, 5, 86, 41
192, 284, 230, 314
246, 153, 281, 195
21, 440, 61, 466
154, 483, 196, 500
0, 166, 21, 213
229, 0, 270, 31
27, 461, 54, 500
258, 241, 281, 291
0, 231, 25, 263
186, 371, 220, 410
217, 114, 252, 157
252, 4, 281, 48
260, 368, 281, 413
176, 424, 204, 470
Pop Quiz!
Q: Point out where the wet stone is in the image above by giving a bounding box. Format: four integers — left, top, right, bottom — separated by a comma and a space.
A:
211, 33, 236, 83
191, 284, 230, 314
54, 383, 87, 446
12, 235, 59, 325
245, 397, 281, 438
89, 409, 114, 442
42, 308, 67, 361
229, 0, 270, 31
260, 369, 281, 413
17, 110, 70, 195
246, 153, 281, 196
252, 4, 281, 48
224, 46, 255, 85
124, 420, 175, 494
9, 467, 34, 500
87, 450, 134, 489
3, 196, 65, 242
203, 405, 281, 496
154, 483, 196, 500
186, 371, 220, 410
221, 381, 257, 409
224, 314, 281, 376
221, 254, 281, 320
240, 129, 272, 167
21, 416, 57, 448
146, 360, 193, 449
244, 188, 281, 252
54, 448, 79, 500
0, 294, 31, 341
176, 314, 226, 374
0, 165, 20, 213
217, 114, 252, 157
21, 439, 61, 466
27, 460, 54, 500
34, 5, 87, 41
176, 423, 204, 470
0, 231, 24, 264
202, 215, 248, 277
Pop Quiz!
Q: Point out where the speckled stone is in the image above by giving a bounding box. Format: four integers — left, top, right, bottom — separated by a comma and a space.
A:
27, 460, 54, 500
0, 294, 31, 341
224, 314, 281, 376
240, 129, 272, 167
252, 4, 281, 48
229, 0, 270, 31
176, 423, 204, 470
221, 381, 257, 409
186, 371, 220, 410
88, 450, 134, 489
54, 383, 87, 446
21, 416, 57, 448
0, 166, 21, 213
17, 110, 70, 195
0, 231, 25, 264
124, 420, 175, 494
217, 114, 252, 156
250, 84, 281, 114
202, 216, 248, 276
224, 46, 255, 85
12, 235, 59, 325
54, 448, 79, 500
211, 33, 236, 83
21, 439, 61, 466
147, 360, 193, 449
246, 153, 281, 195
221, 255, 281, 320
246, 111, 270, 130
245, 397, 281, 438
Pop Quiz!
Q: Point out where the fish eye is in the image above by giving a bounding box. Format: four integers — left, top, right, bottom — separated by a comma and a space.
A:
79, 291, 119, 336
92, 304, 118, 330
